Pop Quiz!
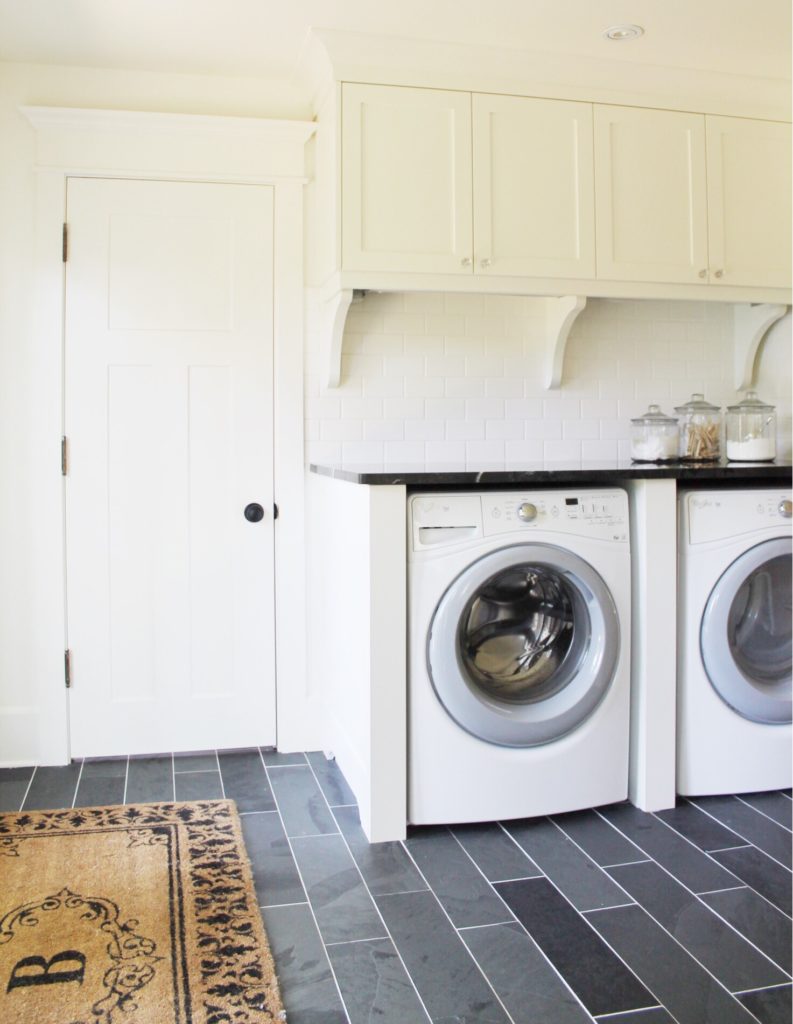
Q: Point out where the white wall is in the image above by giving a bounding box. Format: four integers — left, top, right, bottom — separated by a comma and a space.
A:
0, 61, 308, 761
305, 292, 792, 464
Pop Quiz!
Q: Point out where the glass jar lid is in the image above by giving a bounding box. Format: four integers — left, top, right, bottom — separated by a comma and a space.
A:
631, 403, 678, 425
726, 389, 775, 414
674, 392, 720, 415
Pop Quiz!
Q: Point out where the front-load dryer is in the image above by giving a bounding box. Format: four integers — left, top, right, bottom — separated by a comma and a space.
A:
408, 488, 631, 825
677, 488, 792, 795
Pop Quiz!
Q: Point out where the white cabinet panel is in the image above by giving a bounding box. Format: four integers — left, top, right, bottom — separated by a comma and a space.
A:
473, 94, 595, 278
706, 116, 792, 289
342, 83, 473, 273
594, 106, 709, 284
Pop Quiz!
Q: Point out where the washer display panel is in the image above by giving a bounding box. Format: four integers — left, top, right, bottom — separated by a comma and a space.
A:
701, 537, 792, 724
428, 544, 620, 747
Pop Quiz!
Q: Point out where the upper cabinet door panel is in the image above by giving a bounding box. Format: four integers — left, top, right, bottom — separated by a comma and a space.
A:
594, 106, 709, 284
342, 83, 473, 274
706, 116, 792, 289
472, 94, 595, 279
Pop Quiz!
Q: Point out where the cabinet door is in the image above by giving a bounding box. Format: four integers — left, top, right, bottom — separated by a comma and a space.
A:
594, 106, 709, 283
341, 83, 473, 274
472, 94, 595, 278
706, 116, 791, 289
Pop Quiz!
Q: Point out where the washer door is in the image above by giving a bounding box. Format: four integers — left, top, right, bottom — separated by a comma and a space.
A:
427, 543, 621, 747
701, 536, 792, 724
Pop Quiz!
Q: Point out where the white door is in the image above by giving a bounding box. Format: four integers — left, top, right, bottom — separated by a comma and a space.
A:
65, 177, 276, 757
341, 83, 473, 274
706, 116, 792, 289
594, 105, 709, 284
472, 94, 595, 278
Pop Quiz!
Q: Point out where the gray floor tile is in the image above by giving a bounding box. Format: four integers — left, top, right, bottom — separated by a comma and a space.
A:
327, 937, 431, 1023
240, 810, 305, 908
462, 921, 594, 1024
737, 984, 792, 1024
451, 822, 543, 881
218, 750, 275, 813
261, 748, 308, 766
552, 807, 647, 867
73, 775, 126, 808
736, 792, 793, 830
81, 757, 127, 778
692, 795, 792, 868
375, 889, 510, 1023
709, 846, 793, 915
268, 765, 338, 838
405, 827, 512, 927
291, 834, 387, 945
0, 779, 32, 812
607, 860, 788, 992
125, 756, 174, 803
505, 817, 631, 911
305, 751, 356, 806
654, 801, 743, 852
173, 751, 218, 772
174, 770, 223, 801
333, 804, 427, 896
260, 903, 348, 1024
22, 764, 81, 810
599, 804, 741, 894
586, 903, 758, 1023
700, 886, 792, 972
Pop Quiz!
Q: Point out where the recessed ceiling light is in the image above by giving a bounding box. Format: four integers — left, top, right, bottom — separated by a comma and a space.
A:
603, 24, 645, 41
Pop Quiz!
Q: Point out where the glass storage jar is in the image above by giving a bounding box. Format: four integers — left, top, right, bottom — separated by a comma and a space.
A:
725, 391, 776, 462
674, 393, 722, 462
630, 404, 679, 462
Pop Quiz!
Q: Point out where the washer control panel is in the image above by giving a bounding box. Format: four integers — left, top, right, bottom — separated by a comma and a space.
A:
687, 489, 793, 544
481, 490, 629, 542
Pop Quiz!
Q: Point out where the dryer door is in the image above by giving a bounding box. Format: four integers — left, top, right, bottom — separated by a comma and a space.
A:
427, 543, 621, 747
701, 536, 792, 724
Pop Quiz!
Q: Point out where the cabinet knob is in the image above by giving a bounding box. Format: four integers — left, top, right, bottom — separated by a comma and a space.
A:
480, 258, 492, 269
461, 256, 472, 267
698, 269, 707, 279
714, 269, 724, 278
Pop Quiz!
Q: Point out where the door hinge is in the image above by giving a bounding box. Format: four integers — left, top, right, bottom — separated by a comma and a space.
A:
273, 503, 279, 520
62, 223, 68, 263
61, 436, 68, 476
64, 649, 72, 689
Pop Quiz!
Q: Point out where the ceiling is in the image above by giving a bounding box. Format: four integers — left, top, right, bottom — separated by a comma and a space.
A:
0, 0, 790, 87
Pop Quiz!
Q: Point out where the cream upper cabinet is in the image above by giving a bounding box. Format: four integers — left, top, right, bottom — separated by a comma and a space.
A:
472, 94, 595, 278
341, 83, 473, 274
706, 116, 792, 289
594, 105, 709, 284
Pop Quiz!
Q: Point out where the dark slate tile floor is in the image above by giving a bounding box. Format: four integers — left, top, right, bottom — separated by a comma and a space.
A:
1, 752, 790, 1024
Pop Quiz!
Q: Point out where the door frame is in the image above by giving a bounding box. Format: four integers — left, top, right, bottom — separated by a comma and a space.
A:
20, 106, 317, 765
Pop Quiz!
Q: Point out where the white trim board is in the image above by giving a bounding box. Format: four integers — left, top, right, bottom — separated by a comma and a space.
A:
13, 106, 319, 765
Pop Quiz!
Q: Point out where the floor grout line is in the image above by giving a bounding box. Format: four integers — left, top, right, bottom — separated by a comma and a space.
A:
732, 981, 793, 996
734, 794, 793, 834
683, 797, 793, 873
71, 759, 85, 809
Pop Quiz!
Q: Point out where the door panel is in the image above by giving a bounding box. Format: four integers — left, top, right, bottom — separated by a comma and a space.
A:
65, 177, 276, 756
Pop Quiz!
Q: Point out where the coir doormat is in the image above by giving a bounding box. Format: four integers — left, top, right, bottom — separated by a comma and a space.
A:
0, 800, 285, 1023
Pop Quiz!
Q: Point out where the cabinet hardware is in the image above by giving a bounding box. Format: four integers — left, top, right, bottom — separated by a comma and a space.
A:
714, 269, 724, 278
698, 269, 707, 278
481, 258, 492, 269
460, 256, 472, 267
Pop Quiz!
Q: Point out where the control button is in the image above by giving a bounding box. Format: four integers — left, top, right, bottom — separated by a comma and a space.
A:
517, 502, 538, 522
779, 500, 792, 519
551, 505, 559, 517
491, 507, 502, 519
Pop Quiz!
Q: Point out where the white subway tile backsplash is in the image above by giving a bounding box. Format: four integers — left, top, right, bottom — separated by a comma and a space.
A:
304, 294, 792, 468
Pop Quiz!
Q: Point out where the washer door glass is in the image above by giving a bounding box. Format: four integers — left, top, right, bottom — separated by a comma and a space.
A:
701, 537, 792, 724
427, 543, 621, 747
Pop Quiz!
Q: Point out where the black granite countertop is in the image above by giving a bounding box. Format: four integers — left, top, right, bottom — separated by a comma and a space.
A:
309, 459, 793, 486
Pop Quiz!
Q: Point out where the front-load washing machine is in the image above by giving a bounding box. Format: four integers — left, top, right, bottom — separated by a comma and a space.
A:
408, 488, 631, 825
677, 488, 792, 795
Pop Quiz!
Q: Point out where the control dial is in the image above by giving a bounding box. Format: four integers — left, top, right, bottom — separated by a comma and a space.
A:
779, 499, 792, 519
517, 502, 538, 522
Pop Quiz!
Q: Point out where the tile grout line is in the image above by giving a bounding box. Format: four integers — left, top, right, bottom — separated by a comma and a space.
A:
683, 797, 793, 873
170, 753, 176, 803
734, 794, 793, 834
448, 822, 600, 1021
708, 843, 753, 854
18, 766, 37, 811
71, 759, 85, 809
215, 750, 227, 800
732, 981, 793, 996
593, 1005, 665, 1020
261, 749, 355, 1024
122, 755, 129, 805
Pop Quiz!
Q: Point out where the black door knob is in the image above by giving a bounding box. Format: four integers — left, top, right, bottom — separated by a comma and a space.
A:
244, 503, 265, 523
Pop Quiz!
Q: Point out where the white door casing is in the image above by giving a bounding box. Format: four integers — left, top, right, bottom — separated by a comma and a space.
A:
65, 177, 277, 756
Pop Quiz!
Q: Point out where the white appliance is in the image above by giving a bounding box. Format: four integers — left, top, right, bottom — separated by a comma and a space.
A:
408, 488, 631, 825
677, 489, 792, 795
